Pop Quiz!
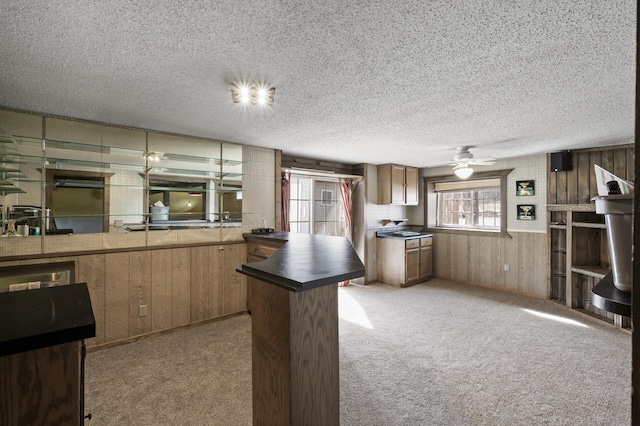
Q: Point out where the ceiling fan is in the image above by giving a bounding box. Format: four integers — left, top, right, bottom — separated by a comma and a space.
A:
451, 146, 496, 178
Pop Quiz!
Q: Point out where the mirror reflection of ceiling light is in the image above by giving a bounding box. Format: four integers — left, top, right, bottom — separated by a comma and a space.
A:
231, 82, 275, 106
454, 165, 473, 179
145, 152, 164, 162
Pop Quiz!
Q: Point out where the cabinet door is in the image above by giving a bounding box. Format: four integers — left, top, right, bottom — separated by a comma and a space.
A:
420, 246, 432, 280
391, 164, 406, 204
405, 166, 419, 205
405, 249, 420, 283
218, 244, 247, 316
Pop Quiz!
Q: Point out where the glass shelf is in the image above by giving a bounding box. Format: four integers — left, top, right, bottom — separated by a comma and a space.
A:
10, 135, 244, 167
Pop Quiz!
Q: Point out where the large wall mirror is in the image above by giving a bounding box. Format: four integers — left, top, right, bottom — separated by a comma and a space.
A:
0, 110, 243, 241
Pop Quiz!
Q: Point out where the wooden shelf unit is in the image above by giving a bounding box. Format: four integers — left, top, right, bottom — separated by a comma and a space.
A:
546, 144, 633, 328
548, 204, 617, 323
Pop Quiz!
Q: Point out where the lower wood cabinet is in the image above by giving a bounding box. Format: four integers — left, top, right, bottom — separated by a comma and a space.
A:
0, 242, 249, 349
377, 236, 432, 287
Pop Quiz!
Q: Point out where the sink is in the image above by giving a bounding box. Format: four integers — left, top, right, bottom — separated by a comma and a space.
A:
391, 231, 421, 237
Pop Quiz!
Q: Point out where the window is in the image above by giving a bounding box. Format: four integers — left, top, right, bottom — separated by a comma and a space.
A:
320, 189, 333, 206
436, 179, 501, 230
425, 169, 512, 236
289, 175, 346, 237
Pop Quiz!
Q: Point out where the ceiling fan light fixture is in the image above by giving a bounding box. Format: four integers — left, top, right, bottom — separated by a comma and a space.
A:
454, 166, 473, 179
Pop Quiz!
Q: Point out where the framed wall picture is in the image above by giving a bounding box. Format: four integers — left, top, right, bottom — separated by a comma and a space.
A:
517, 204, 536, 220
516, 180, 535, 196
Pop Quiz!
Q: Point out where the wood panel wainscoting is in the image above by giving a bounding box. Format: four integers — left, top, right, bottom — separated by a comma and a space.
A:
0, 242, 248, 350
432, 231, 548, 298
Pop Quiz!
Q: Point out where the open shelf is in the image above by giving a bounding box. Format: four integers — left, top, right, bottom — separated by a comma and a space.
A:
548, 205, 622, 326
571, 266, 609, 279
573, 222, 606, 229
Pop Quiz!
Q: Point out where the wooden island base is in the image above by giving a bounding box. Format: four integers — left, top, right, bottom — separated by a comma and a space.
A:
250, 277, 339, 426
238, 232, 365, 426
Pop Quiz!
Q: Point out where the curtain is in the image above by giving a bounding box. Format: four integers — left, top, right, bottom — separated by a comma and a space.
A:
339, 178, 354, 286
339, 178, 353, 243
281, 172, 291, 232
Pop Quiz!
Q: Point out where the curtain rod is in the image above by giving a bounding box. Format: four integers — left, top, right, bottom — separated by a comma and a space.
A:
284, 167, 363, 182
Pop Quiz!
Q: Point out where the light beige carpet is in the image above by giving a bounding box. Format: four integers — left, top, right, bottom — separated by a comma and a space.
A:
85, 279, 631, 425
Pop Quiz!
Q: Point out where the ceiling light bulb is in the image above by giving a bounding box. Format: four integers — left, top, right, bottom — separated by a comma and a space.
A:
258, 88, 267, 105
454, 166, 473, 179
239, 86, 250, 103
231, 81, 275, 105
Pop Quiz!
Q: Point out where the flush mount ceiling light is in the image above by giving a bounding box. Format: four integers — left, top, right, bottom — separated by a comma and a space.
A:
231, 82, 275, 106
454, 165, 473, 179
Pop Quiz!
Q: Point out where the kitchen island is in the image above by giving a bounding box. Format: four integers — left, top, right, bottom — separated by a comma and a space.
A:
238, 232, 365, 426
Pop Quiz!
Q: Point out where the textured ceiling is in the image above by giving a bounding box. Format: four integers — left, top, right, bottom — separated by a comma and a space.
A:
0, 1, 636, 168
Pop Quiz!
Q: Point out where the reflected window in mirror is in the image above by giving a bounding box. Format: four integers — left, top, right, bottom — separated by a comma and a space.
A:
45, 169, 113, 234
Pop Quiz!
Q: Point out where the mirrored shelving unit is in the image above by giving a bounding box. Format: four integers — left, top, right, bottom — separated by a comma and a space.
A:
0, 111, 245, 254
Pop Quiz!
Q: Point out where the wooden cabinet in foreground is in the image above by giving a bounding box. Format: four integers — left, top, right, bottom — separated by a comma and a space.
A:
377, 164, 419, 205
377, 236, 432, 287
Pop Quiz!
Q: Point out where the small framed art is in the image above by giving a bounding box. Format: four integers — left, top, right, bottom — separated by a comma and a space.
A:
517, 204, 536, 220
516, 180, 535, 196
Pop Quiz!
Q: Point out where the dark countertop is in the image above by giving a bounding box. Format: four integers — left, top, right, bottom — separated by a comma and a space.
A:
238, 232, 365, 292
376, 231, 433, 240
0, 283, 96, 357
591, 272, 631, 317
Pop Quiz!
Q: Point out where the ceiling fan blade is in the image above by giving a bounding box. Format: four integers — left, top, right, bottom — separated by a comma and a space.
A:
453, 163, 471, 170
471, 160, 496, 166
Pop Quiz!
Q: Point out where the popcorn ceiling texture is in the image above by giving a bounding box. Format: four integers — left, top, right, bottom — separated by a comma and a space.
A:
0, 1, 634, 168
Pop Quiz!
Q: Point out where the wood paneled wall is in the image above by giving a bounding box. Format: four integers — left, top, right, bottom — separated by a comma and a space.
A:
0, 243, 248, 349
433, 231, 548, 298
548, 145, 634, 205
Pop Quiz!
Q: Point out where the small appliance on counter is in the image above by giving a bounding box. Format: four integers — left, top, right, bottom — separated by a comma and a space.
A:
8, 205, 51, 229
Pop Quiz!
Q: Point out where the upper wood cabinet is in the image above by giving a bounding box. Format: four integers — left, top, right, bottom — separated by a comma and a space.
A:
377, 164, 419, 205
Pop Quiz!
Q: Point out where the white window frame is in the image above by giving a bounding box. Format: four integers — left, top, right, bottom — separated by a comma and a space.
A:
289, 174, 346, 236
424, 169, 513, 237
435, 178, 501, 230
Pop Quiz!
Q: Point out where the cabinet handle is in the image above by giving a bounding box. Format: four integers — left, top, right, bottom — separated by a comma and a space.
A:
218, 247, 225, 251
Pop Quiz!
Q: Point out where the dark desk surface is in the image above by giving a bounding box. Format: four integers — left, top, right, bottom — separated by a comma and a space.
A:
591, 272, 631, 317
0, 283, 96, 357
238, 232, 365, 292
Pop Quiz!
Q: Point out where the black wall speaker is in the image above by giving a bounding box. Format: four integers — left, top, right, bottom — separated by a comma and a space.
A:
550, 151, 572, 172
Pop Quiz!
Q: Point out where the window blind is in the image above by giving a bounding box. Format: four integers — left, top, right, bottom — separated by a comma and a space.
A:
434, 178, 500, 192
